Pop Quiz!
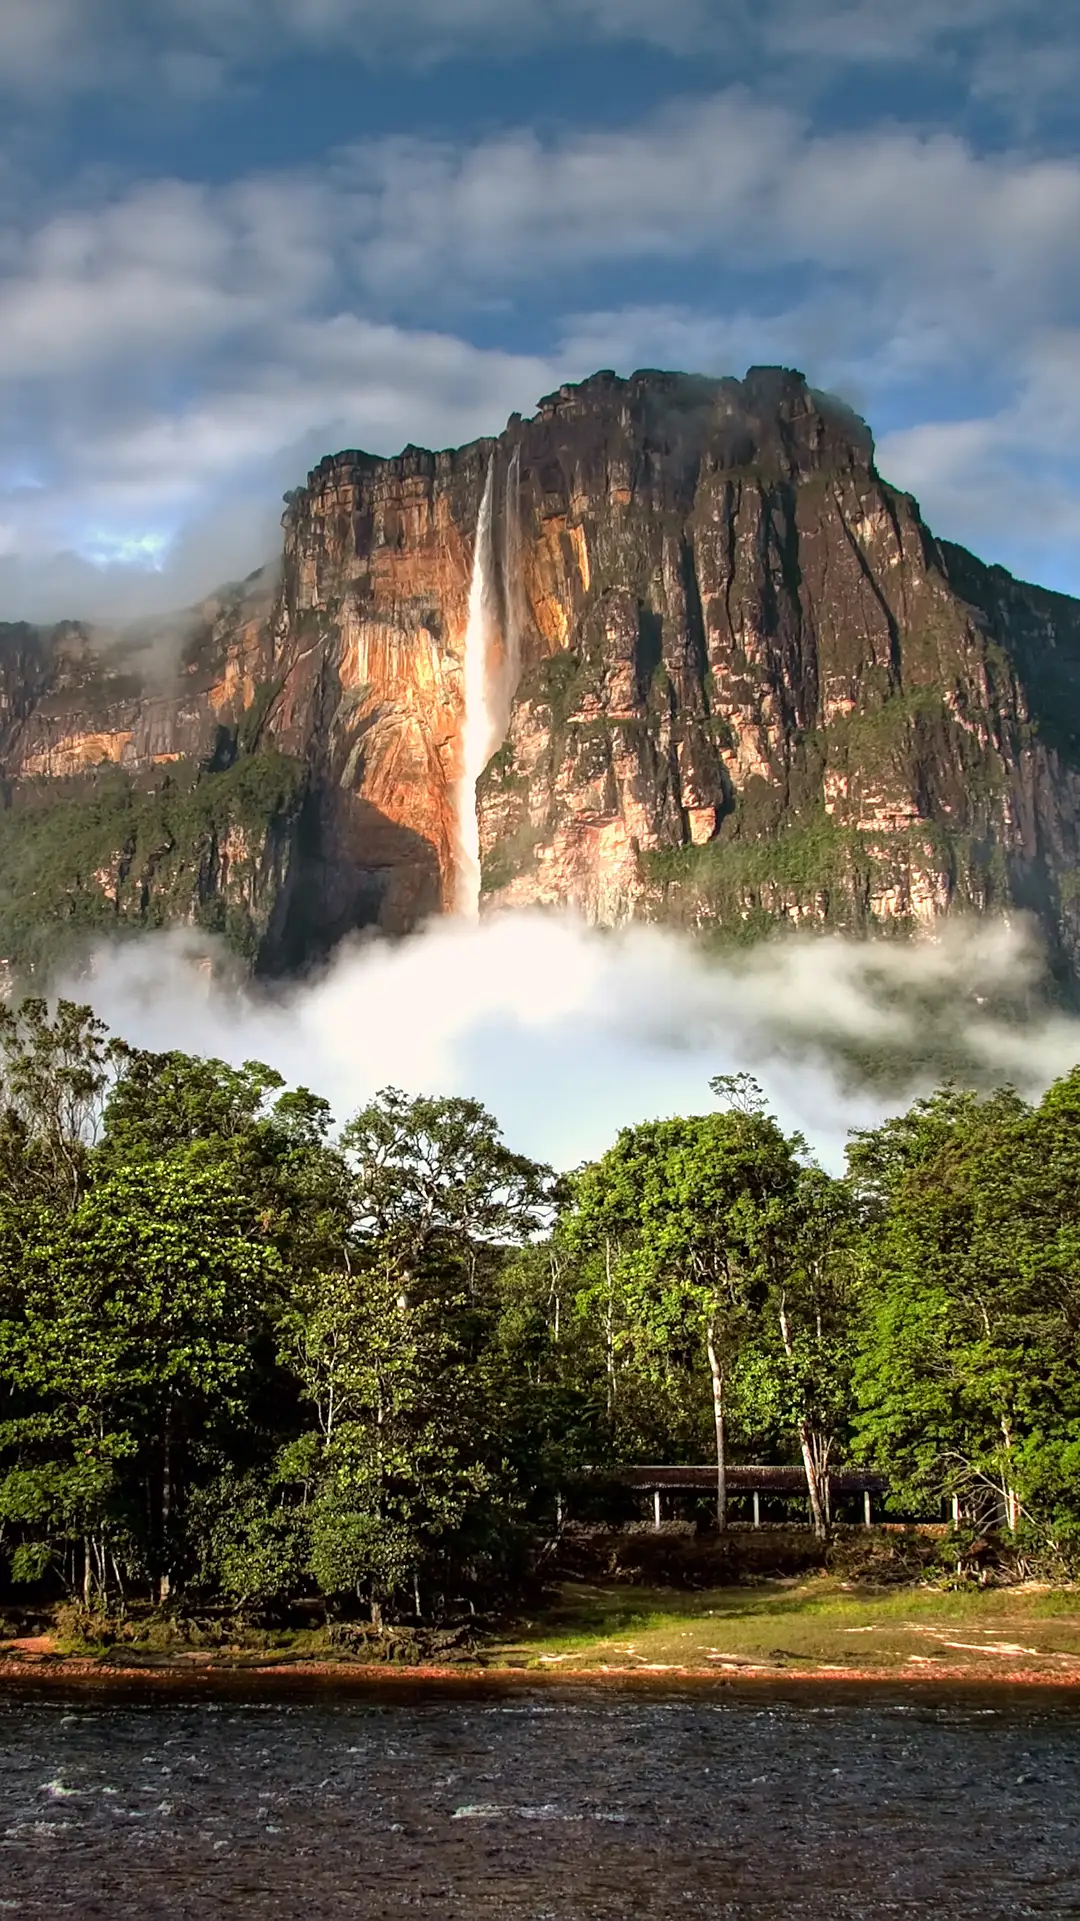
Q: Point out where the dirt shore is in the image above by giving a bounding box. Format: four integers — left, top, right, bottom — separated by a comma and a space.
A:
2, 1652, 1080, 1690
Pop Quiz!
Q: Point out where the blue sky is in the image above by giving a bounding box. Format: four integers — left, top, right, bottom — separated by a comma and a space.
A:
1, 0, 1079, 619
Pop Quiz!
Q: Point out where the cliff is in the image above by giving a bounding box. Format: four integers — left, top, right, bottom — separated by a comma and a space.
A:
3, 365, 1080, 985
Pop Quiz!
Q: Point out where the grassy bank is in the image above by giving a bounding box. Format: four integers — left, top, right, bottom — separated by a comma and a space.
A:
489, 1577, 1080, 1681
3, 1577, 1080, 1685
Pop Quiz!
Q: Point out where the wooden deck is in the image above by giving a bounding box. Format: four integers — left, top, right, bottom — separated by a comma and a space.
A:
573, 1463, 890, 1528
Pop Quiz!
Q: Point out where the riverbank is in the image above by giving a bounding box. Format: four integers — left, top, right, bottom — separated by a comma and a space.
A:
3, 1576, 1080, 1687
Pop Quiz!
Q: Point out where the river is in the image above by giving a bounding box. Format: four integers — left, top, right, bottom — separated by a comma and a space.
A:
1, 1682, 1078, 1917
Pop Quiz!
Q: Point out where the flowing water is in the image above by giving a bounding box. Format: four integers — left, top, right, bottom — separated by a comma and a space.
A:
454, 461, 497, 920
1, 1682, 1079, 1918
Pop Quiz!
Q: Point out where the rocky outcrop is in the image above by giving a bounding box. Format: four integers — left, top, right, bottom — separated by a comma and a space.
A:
474, 372, 1080, 977
3, 365, 1080, 984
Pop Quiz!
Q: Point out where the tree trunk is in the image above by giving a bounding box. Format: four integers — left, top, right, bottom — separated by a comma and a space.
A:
798, 1424, 829, 1540
1001, 1419, 1019, 1532
604, 1238, 616, 1424
706, 1315, 727, 1532
158, 1400, 173, 1606
549, 1250, 563, 1347
778, 1293, 829, 1540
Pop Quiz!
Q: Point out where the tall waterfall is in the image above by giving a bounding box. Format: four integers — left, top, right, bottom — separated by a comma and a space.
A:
453, 460, 497, 918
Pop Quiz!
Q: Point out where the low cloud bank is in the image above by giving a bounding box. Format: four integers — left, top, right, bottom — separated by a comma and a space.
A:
65, 910, 1080, 1171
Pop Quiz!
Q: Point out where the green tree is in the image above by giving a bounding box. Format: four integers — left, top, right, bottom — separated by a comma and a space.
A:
341, 1088, 555, 1298
564, 1099, 802, 1527
731, 1165, 859, 1535
0, 1157, 280, 1604
0, 998, 127, 1212
101, 1051, 286, 1161
486, 1242, 608, 1519
101, 1051, 351, 1273
851, 1078, 1080, 1545
263, 1090, 553, 1622
282, 1266, 498, 1624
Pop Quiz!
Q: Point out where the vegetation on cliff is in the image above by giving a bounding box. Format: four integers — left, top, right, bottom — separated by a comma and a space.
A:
0, 748, 306, 978
0, 999, 1079, 1630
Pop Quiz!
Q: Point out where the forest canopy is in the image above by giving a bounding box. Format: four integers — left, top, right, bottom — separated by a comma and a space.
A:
0, 997, 1078, 1624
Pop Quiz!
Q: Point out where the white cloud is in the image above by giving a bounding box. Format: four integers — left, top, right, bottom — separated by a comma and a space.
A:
0, 175, 336, 381
0, 0, 723, 97
2, 89, 1080, 614
0, 0, 1060, 99
878, 329, 1080, 590
0, 0, 99, 94
0, 315, 553, 618
766, 0, 1020, 64
190, 0, 724, 58
7, 99, 1079, 379
68, 911, 1080, 1175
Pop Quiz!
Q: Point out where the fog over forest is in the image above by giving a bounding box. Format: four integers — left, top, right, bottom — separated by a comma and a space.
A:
68, 910, 1080, 1172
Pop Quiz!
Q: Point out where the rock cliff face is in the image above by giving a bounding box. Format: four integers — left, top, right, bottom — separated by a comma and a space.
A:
3, 365, 1080, 985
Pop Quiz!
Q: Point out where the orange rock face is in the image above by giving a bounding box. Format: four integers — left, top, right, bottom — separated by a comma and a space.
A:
3, 366, 1080, 977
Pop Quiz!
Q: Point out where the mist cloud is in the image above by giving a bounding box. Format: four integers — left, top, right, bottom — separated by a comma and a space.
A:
63, 912, 1080, 1173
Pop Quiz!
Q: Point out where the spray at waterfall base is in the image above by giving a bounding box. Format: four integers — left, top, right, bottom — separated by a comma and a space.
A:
68, 907, 1080, 1181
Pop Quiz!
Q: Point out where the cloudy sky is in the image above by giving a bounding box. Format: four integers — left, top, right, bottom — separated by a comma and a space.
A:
1, 0, 1078, 620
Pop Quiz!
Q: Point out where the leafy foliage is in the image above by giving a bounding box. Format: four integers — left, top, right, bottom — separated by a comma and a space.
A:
0, 995, 1079, 1618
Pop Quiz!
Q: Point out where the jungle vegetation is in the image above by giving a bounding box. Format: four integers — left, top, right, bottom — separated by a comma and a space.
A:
0, 1000, 1078, 1624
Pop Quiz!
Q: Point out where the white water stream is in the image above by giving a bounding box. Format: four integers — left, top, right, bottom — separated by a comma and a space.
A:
453, 460, 497, 918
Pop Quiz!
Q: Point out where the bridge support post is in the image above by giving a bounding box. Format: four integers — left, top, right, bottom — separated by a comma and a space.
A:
863, 1490, 872, 1528
653, 1489, 662, 1530
752, 1491, 761, 1529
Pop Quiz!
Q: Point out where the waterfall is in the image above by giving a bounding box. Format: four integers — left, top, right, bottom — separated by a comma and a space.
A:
453, 460, 496, 918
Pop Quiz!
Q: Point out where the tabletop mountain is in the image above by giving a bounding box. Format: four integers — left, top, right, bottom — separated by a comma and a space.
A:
3, 366, 1080, 985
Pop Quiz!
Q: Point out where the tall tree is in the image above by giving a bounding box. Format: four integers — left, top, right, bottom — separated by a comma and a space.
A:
731, 1165, 859, 1535
101, 1050, 353, 1276
0, 999, 127, 1213
283, 1264, 498, 1625
342, 1088, 555, 1298
565, 1102, 802, 1527
0, 1158, 280, 1604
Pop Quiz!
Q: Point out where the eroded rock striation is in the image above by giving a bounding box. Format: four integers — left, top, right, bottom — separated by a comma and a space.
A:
3, 365, 1080, 983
